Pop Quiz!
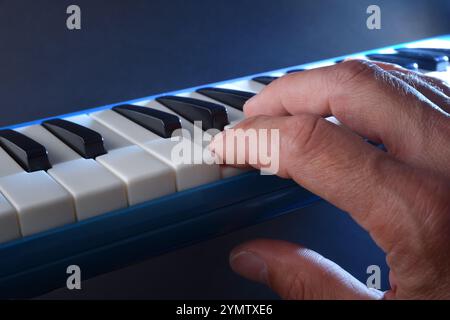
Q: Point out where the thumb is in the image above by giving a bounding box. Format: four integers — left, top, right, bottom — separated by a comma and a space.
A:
229, 239, 383, 300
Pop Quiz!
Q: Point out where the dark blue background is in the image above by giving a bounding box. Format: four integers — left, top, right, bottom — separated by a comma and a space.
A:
2, 0, 450, 127
1, 0, 449, 298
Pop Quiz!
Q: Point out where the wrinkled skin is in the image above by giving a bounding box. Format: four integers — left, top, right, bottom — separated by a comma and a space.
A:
210, 60, 450, 299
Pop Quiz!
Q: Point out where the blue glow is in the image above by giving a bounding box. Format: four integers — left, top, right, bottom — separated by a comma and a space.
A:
2, 34, 449, 131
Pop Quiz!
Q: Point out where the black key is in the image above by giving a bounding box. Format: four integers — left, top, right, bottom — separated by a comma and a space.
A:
0, 129, 51, 172
394, 48, 449, 71
252, 76, 278, 85
286, 68, 306, 73
407, 48, 450, 57
156, 96, 229, 131
42, 119, 107, 159
366, 54, 419, 71
113, 104, 181, 138
196, 87, 255, 111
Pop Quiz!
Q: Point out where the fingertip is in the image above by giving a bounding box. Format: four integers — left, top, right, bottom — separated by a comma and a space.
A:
229, 249, 269, 284
230, 239, 303, 268
230, 239, 380, 300
229, 239, 289, 283
243, 97, 257, 117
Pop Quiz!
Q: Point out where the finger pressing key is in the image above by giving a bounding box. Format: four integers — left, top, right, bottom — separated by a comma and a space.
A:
242, 60, 450, 177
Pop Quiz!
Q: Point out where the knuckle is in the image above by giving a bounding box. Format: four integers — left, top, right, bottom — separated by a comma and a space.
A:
272, 72, 299, 96
327, 60, 385, 118
281, 115, 325, 160
334, 59, 380, 85
388, 70, 408, 80
269, 72, 289, 89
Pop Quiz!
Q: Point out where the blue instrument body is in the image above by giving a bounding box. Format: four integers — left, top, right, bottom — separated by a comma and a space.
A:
1, 35, 449, 298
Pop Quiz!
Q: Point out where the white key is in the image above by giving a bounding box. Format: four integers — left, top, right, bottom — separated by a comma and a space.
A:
0, 146, 75, 236
173, 93, 249, 178
16, 125, 79, 165
268, 71, 286, 77
149, 95, 249, 178
0, 192, 21, 243
17, 125, 128, 220
66, 114, 177, 205
142, 137, 220, 190
408, 39, 450, 49
0, 146, 24, 178
426, 71, 450, 84
91, 109, 160, 144
133, 100, 245, 179
325, 116, 342, 126
96, 145, 176, 205
48, 158, 127, 220
0, 170, 75, 237
65, 114, 131, 151
135, 98, 235, 171
91, 110, 221, 190
216, 79, 265, 93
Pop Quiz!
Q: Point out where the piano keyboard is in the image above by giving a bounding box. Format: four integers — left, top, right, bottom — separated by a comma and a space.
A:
1, 35, 449, 298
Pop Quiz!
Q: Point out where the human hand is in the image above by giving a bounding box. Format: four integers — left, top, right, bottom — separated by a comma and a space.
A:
210, 60, 450, 299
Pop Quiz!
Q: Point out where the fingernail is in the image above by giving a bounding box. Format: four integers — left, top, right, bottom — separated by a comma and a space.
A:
230, 251, 268, 284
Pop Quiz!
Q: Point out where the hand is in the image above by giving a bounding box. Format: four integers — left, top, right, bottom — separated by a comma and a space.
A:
210, 60, 450, 299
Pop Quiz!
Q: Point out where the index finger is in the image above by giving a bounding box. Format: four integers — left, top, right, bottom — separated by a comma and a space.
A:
243, 60, 449, 174
210, 114, 448, 255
